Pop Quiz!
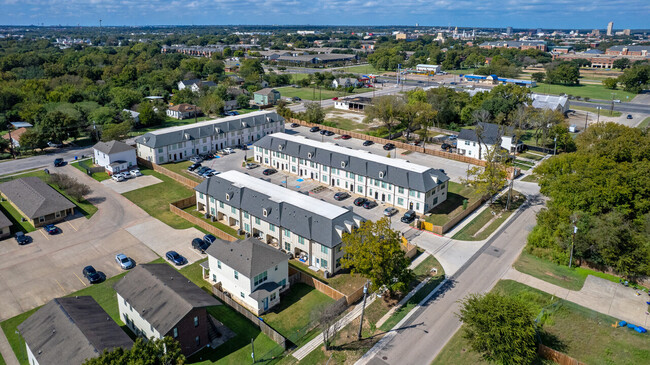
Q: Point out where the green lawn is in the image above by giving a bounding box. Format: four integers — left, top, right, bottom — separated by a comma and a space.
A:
520, 174, 539, 183
122, 168, 195, 229
571, 105, 622, 117
288, 260, 368, 296
518, 152, 545, 161
425, 182, 483, 226
452, 192, 525, 241
432, 280, 650, 365
162, 160, 203, 183
0, 200, 36, 233
182, 206, 244, 239
276, 86, 367, 101
638, 117, 650, 129
532, 82, 636, 101
71, 160, 110, 182
446, 68, 478, 75
335, 64, 382, 75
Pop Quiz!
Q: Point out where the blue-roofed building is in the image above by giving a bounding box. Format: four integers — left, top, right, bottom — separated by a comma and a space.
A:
461, 74, 536, 88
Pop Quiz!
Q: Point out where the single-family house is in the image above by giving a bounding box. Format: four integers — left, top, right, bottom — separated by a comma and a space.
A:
224, 99, 239, 111
253, 88, 281, 106
17, 296, 133, 365
93, 140, 137, 175
456, 122, 522, 160
178, 79, 201, 90
0, 177, 75, 227
122, 109, 140, 123
167, 103, 201, 120
205, 237, 290, 314
2, 127, 28, 148
331, 78, 360, 89
0, 210, 11, 239
179, 80, 217, 93
113, 264, 221, 356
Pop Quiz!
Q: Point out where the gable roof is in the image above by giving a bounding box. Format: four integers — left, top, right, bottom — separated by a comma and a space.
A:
206, 237, 289, 278
2, 127, 28, 142
0, 177, 75, 219
531, 94, 568, 111
113, 264, 219, 335
255, 88, 278, 96
180, 79, 201, 86
93, 140, 135, 155
17, 296, 133, 365
168, 103, 200, 113
0, 210, 12, 228
457, 122, 514, 145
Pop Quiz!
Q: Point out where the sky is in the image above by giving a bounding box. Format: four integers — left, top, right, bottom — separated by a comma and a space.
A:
0, 0, 648, 29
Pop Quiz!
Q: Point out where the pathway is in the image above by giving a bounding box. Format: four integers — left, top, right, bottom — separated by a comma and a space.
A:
0, 328, 19, 365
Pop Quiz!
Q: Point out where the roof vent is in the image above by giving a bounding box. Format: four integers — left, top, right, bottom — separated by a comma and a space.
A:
225, 193, 232, 201
307, 152, 313, 158
341, 161, 346, 168
263, 208, 269, 217
379, 171, 384, 178
278, 144, 283, 151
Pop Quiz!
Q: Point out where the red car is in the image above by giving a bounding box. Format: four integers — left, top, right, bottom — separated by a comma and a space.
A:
341, 135, 351, 140
332, 97, 338, 100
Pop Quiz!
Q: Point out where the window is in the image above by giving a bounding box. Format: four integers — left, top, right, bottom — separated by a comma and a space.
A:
158, 156, 164, 163
240, 292, 245, 298
254, 271, 268, 286
321, 259, 328, 268
124, 298, 127, 305
279, 279, 286, 287
217, 260, 222, 269
55, 211, 61, 218
270, 292, 277, 301
173, 327, 178, 338
292, 157, 296, 163
433, 197, 438, 205
398, 187, 404, 194
209, 197, 214, 203
255, 217, 261, 225
194, 316, 199, 327
231, 207, 236, 214
158, 148, 163, 153
39, 216, 45, 223
212, 273, 216, 281
243, 212, 249, 219
416, 203, 420, 211
322, 166, 327, 172
298, 236, 305, 244
285, 242, 291, 251
357, 186, 363, 193
464, 140, 470, 146
199, 193, 204, 199
358, 175, 363, 182
284, 230, 290, 238
195, 336, 200, 346
409, 190, 415, 197
381, 182, 387, 189
323, 175, 328, 182
321, 245, 329, 254
234, 271, 239, 279
292, 166, 296, 173
219, 202, 224, 208
244, 223, 250, 232
269, 224, 275, 232
336, 258, 341, 268
398, 197, 404, 205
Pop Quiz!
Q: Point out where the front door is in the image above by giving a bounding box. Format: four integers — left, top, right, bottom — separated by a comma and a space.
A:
173, 153, 177, 160
311, 172, 314, 179
375, 192, 378, 199
382, 193, 386, 202
350, 184, 354, 192
263, 297, 269, 311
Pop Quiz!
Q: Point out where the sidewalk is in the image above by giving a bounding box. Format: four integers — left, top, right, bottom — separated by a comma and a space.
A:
0, 327, 19, 365
503, 268, 650, 328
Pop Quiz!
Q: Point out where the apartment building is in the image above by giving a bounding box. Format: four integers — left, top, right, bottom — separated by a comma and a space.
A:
194, 171, 365, 275
252, 133, 449, 214
135, 110, 284, 164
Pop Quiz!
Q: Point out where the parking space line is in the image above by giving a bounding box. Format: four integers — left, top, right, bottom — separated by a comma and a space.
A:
66, 220, 78, 232
73, 272, 87, 287
54, 279, 66, 293
39, 229, 49, 240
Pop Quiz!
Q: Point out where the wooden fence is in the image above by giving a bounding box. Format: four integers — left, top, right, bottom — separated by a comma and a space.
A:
137, 157, 199, 189
419, 195, 488, 235
538, 344, 586, 365
288, 267, 365, 306
288, 118, 487, 167
169, 196, 238, 242
211, 283, 288, 349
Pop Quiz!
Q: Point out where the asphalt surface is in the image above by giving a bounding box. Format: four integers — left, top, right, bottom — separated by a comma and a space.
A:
570, 100, 650, 114
0, 146, 93, 176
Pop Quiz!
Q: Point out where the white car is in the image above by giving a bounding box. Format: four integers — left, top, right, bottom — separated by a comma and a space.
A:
112, 174, 125, 182
245, 163, 259, 169
119, 172, 132, 179
130, 169, 142, 177
223, 147, 235, 154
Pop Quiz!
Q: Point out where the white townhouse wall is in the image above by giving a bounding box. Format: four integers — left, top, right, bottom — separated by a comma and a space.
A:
117, 292, 162, 340
252, 133, 450, 214
456, 122, 522, 160
195, 171, 365, 275
92, 140, 137, 173
206, 238, 290, 314
135, 110, 284, 164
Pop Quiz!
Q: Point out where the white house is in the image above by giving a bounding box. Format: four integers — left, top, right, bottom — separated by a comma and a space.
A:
166, 103, 201, 120
205, 237, 290, 315
456, 122, 523, 160
92, 140, 137, 174
122, 109, 140, 123
331, 78, 360, 89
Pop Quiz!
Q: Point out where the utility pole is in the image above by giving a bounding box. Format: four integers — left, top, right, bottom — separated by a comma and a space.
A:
357, 282, 369, 340
569, 225, 577, 268
6, 123, 15, 159
584, 111, 588, 131
597, 106, 601, 123
251, 338, 255, 363
553, 136, 557, 155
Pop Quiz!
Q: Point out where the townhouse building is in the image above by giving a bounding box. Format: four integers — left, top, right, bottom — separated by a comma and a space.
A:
194, 171, 365, 275
252, 133, 449, 214
135, 110, 284, 164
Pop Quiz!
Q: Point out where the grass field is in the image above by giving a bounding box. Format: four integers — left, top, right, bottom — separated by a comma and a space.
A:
638, 117, 650, 129
335, 64, 382, 75
426, 182, 483, 226
518, 152, 546, 161
521, 174, 539, 182
432, 280, 650, 365
532, 82, 636, 101
276, 86, 367, 101
0, 200, 36, 233
161, 160, 203, 183
71, 160, 111, 182
571, 105, 622, 117
452, 192, 525, 241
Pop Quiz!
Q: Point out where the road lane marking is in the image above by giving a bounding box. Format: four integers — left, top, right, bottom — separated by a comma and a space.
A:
66, 221, 78, 232
73, 272, 87, 287
39, 229, 49, 240
54, 279, 66, 293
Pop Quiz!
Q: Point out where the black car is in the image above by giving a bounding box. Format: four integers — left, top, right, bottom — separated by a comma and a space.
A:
192, 238, 210, 253
441, 143, 451, 151
325, 130, 335, 136
263, 168, 277, 175
82, 266, 102, 284
353, 197, 367, 206
188, 163, 202, 171
363, 140, 374, 146
383, 143, 395, 151
309, 126, 320, 132
166, 251, 186, 266
196, 166, 210, 175
334, 192, 350, 201
400, 210, 417, 223
15, 232, 29, 245
319, 129, 328, 135
53, 158, 65, 167
291, 123, 300, 128
362, 200, 377, 209
627, 114, 633, 119
203, 234, 217, 245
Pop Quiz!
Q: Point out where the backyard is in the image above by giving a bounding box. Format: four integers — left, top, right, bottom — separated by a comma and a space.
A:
182, 205, 244, 239
289, 260, 368, 296
432, 280, 650, 365
162, 160, 203, 183
425, 182, 484, 226
71, 160, 110, 182
452, 192, 525, 241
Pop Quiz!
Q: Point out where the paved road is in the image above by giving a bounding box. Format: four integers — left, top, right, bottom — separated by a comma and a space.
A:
357, 190, 544, 365
0, 146, 93, 176
570, 100, 650, 115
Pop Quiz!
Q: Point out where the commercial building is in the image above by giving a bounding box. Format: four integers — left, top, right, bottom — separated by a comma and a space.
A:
479, 40, 547, 51
135, 110, 284, 164
194, 171, 364, 274
93, 140, 137, 175
252, 133, 449, 214
415, 64, 442, 74
334, 96, 374, 111
0, 177, 75, 228
462, 74, 536, 88
606, 45, 650, 56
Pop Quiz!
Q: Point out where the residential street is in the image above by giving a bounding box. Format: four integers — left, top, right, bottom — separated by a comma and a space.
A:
0, 146, 93, 176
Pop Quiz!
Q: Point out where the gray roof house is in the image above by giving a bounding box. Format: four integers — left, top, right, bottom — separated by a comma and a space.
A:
207, 237, 290, 280
0, 177, 75, 227
457, 122, 515, 145
0, 210, 11, 239
456, 122, 522, 160
17, 296, 133, 365
93, 140, 135, 155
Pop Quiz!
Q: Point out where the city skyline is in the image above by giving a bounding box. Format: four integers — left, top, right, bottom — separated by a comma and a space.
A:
0, 0, 647, 29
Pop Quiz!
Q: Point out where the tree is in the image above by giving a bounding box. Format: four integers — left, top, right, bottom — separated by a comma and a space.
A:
236, 94, 250, 109
340, 218, 414, 295
415, 103, 437, 151
302, 103, 325, 124
84, 337, 185, 365
239, 59, 264, 79
464, 125, 508, 203
364, 95, 404, 139
602, 77, 618, 90
312, 300, 346, 351
545, 61, 579, 85
101, 121, 132, 141
197, 93, 224, 116
612, 58, 631, 70
617, 64, 650, 93
138, 102, 164, 127
38, 110, 76, 143
457, 292, 537, 365
531, 72, 545, 83
19, 128, 47, 152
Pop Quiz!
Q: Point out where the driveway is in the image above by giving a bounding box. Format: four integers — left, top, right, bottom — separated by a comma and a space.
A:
102, 174, 163, 194
126, 219, 205, 268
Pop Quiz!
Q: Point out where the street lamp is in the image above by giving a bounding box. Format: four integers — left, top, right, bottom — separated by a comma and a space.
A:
357, 282, 369, 340
553, 137, 557, 155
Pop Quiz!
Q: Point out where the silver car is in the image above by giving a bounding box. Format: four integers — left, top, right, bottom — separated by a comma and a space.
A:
383, 207, 398, 217
115, 253, 134, 270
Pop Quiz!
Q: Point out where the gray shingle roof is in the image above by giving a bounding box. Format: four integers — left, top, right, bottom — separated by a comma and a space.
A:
253, 133, 448, 193
255, 88, 278, 96
135, 110, 283, 149
457, 122, 515, 145
17, 296, 133, 365
195, 171, 364, 248
0, 177, 75, 219
206, 237, 289, 278
0, 210, 11, 228
113, 264, 220, 335
608, 45, 650, 52
250, 281, 281, 300
93, 140, 135, 155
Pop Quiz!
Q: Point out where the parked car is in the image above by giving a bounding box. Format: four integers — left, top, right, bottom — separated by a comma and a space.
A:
192, 238, 210, 253
290, 123, 300, 128
334, 192, 350, 201
117, 172, 131, 179
189, 155, 203, 163
292, 97, 302, 102
362, 200, 377, 209
188, 163, 201, 171
53, 158, 65, 167
44, 224, 59, 235
15, 232, 29, 245
82, 266, 102, 284
332, 97, 339, 100
400, 210, 417, 223
627, 114, 633, 119
353, 197, 367, 206
383, 207, 398, 217
245, 163, 259, 169
341, 134, 351, 140
325, 130, 335, 136
441, 143, 452, 151
47, 141, 62, 148
115, 254, 135, 270
166, 251, 186, 266
209, 171, 221, 177
383, 143, 395, 151
263, 168, 277, 175
319, 129, 328, 135
310, 126, 320, 133
448, 135, 458, 141
224, 147, 235, 154
112, 174, 125, 182
129, 169, 142, 177
200, 169, 216, 178
363, 140, 374, 146
203, 234, 217, 245
196, 166, 209, 174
